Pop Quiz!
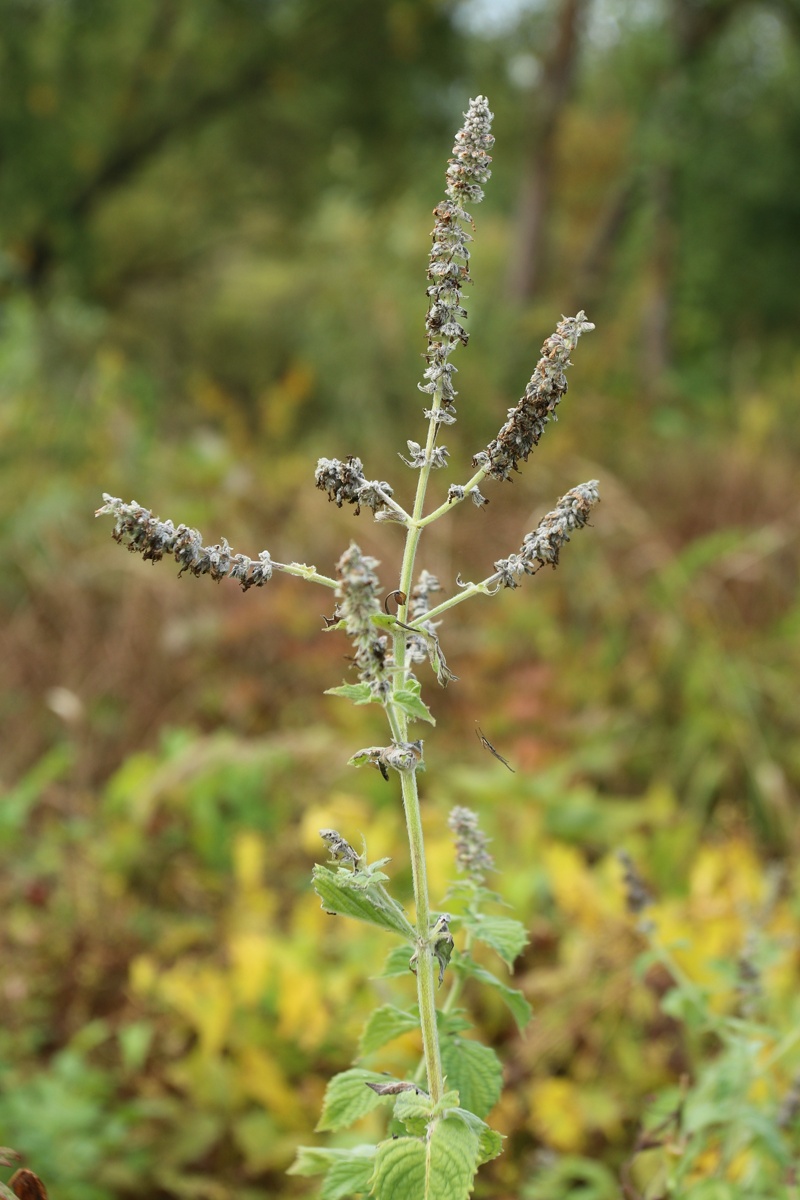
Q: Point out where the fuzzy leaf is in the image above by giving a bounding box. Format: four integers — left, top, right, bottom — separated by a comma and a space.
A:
440, 1037, 503, 1120
379, 943, 416, 977
393, 1087, 435, 1136
393, 680, 436, 726
449, 1107, 504, 1166
289, 1144, 377, 1199
325, 682, 380, 705
460, 914, 528, 968
454, 958, 532, 1032
313, 865, 415, 939
360, 1005, 420, 1057
317, 1069, 396, 1132
370, 1113, 481, 1200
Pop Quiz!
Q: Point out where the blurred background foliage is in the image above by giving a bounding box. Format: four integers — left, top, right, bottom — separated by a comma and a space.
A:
1, 0, 799, 1196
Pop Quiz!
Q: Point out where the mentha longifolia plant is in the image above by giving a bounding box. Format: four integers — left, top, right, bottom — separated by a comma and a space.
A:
97, 97, 598, 1200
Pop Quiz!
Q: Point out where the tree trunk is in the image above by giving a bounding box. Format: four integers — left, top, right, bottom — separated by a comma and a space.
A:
506, 0, 588, 303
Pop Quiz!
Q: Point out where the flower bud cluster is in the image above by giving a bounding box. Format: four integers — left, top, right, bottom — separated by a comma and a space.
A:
334, 542, 393, 699
400, 441, 449, 470
95, 494, 273, 590
406, 570, 442, 665
448, 806, 494, 884
447, 484, 488, 508
419, 96, 494, 418
493, 480, 599, 588
315, 457, 394, 516
473, 313, 594, 481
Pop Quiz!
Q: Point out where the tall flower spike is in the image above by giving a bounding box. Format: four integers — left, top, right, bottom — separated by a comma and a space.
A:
473, 312, 595, 482
419, 96, 494, 423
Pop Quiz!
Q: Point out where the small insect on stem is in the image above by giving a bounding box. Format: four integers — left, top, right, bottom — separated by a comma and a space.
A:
475, 724, 515, 772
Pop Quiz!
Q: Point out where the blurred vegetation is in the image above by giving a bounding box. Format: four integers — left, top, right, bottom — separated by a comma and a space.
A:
1, 0, 799, 1196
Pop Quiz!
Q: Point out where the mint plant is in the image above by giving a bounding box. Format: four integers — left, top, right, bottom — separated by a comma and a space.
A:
97, 97, 598, 1199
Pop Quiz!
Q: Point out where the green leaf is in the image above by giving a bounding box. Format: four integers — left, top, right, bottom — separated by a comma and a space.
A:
379, 943, 416, 978
454, 958, 532, 1032
393, 679, 436, 726
360, 1005, 420, 1057
371, 1112, 482, 1200
325, 682, 380, 705
450, 1107, 504, 1166
371, 613, 397, 631
313, 865, 415, 939
440, 1037, 503, 1120
323, 1152, 376, 1200
523, 1154, 618, 1199
317, 1069, 398, 1132
461, 914, 528, 968
394, 1088, 434, 1136
288, 1144, 377, 1199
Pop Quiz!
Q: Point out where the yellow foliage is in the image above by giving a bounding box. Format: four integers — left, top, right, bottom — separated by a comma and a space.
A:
543, 843, 618, 929
236, 1045, 305, 1126
233, 831, 267, 893
157, 963, 234, 1058
689, 840, 766, 912
276, 958, 330, 1051
528, 1077, 585, 1152
228, 931, 275, 1006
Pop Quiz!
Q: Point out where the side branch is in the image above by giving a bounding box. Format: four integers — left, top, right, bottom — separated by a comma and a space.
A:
96, 494, 337, 591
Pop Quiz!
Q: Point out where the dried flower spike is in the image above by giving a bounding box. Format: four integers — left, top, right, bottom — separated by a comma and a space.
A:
95, 495, 274, 590
448, 806, 494, 884
492, 480, 599, 589
419, 97, 494, 420
473, 312, 594, 481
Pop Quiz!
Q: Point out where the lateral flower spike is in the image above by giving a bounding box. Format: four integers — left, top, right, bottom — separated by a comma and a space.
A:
492, 481, 600, 589
315, 456, 394, 516
419, 96, 494, 421
95, 494, 273, 590
473, 312, 595, 481
448, 806, 494, 884
335, 543, 394, 700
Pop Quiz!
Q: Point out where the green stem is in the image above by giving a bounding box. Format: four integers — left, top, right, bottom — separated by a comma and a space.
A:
416, 465, 489, 529
274, 562, 339, 589
398, 763, 444, 1103
405, 574, 499, 628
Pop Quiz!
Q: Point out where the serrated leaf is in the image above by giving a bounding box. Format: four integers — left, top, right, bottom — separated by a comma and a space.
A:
437, 1008, 473, 1036
360, 1005, 420, 1057
379, 943, 416, 977
317, 1069, 397, 1132
325, 682, 380, 705
288, 1144, 377, 1199
394, 1088, 434, 1136
393, 680, 436, 726
313, 865, 415, 939
461, 914, 528, 968
322, 1151, 378, 1200
454, 958, 532, 1032
440, 1037, 503, 1120
371, 1113, 481, 1200
289, 1144, 376, 1177
450, 1107, 504, 1166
